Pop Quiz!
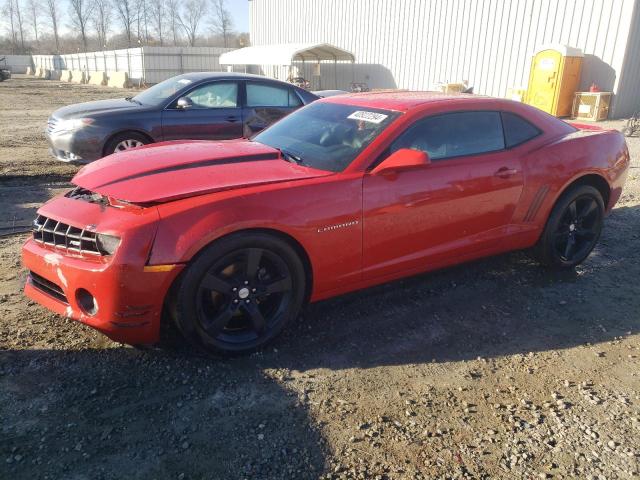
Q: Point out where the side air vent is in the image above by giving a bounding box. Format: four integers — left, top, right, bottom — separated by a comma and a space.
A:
524, 185, 550, 222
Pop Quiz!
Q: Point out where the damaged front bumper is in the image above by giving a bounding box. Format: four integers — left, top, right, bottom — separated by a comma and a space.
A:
21, 195, 183, 345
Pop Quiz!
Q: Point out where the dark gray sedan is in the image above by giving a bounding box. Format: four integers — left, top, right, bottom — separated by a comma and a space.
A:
46, 72, 318, 162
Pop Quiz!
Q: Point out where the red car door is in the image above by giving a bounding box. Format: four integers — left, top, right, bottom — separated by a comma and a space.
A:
362, 111, 524, 280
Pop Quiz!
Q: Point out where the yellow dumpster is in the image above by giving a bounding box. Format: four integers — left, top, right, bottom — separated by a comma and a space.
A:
525, 45, 583, 117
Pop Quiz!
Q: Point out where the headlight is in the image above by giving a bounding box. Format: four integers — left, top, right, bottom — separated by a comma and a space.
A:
57, 118, 94, 132
96, 234, 121, 255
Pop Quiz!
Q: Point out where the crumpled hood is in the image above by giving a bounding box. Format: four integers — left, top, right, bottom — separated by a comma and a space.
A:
53, 98, 147, 118
72, 139, 332, 203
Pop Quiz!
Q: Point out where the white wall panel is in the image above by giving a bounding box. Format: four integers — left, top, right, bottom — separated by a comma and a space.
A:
33, 49, 145, 83
616, 0, 640, 116
250, 0, 640, 117
1, 55, 32, 73
32, 47, 234, 85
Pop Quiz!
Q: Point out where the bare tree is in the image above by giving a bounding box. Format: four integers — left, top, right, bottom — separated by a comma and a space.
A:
68, 0, 94, 50
166, 0, 180, 45
2, 0, 18, 52
92, 0, 111, 48
26, 0, 40, 45
211, 0, 232, 47
14, 0, 26, 50
177, 0, 206, 47
135, 0, 150, 43
113, 0, 136, 46
44, 0, 60, 52
148, 0, 165, 45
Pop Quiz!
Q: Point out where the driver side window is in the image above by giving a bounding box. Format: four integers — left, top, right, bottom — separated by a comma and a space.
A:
391, 111, 505, 160
184, 82, 239, 109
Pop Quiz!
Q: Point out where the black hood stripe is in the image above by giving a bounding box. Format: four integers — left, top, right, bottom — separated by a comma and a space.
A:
94, 152, 279, 189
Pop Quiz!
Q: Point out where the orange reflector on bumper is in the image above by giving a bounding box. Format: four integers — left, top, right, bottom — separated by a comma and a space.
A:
143, 264, 178, 273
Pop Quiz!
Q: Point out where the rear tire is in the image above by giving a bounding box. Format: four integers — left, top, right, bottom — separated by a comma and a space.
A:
535, 185, 604, 268
104, 132, 150, 156
169, 233, 306, 356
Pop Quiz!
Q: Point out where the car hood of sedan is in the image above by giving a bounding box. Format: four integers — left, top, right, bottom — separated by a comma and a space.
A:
72, 139, 333, 203
53, 98, 147, 118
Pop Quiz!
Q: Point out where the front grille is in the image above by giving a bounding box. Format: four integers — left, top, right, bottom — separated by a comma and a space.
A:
29, 271, 68, 303
46, 117, 59, 135
32, 214, 101, 255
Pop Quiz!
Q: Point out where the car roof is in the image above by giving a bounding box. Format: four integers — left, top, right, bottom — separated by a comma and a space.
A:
322, 90, 503, 112
174, 71, 296, 84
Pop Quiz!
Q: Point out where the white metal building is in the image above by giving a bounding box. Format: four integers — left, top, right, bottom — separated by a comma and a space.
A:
249, 0, 640, 118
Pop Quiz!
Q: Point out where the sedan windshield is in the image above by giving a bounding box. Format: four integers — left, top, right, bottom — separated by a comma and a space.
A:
253, 102, 399, 172
133, 76, 194, 105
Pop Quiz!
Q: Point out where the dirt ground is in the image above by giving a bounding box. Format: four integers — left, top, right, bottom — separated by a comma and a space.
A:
1, 75, 639, 480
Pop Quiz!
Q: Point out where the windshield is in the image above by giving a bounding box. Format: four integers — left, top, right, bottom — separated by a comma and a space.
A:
252, 102, 400, 172
133, 76, 195, 105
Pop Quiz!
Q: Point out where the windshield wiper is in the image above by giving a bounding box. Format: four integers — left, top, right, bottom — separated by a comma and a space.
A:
125, 96, 142, 105
279, 148, 304, 165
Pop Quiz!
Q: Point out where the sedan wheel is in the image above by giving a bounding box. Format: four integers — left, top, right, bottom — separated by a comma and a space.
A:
114, 139, 144, 152
170, 233, 306, 355
104, 132, 150, 157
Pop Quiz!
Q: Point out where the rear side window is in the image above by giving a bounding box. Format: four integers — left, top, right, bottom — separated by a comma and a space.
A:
391, 111, 505, 160
501, 112, 541, 147
247, 83, 300, 107
288, 89, 303, 107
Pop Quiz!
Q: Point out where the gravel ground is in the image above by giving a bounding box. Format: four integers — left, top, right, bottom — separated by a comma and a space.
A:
1, 75, 639, 480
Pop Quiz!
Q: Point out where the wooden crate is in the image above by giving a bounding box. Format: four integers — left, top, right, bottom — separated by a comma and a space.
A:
434, 82, 466, 94
506, 87, 526, 102
571, 92, 612, 121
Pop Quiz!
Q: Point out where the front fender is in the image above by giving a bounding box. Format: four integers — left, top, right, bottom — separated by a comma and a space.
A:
99, 110, 163, 145
147, 176, 364, 297
150, 195, 311, 265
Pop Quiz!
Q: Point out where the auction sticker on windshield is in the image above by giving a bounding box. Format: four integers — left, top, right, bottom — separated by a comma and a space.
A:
347, 111, 389, 124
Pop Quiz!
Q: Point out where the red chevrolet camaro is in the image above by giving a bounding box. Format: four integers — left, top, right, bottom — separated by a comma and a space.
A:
23, 92, 629, 354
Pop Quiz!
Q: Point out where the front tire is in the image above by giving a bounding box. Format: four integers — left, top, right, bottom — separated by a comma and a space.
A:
169, 233, 306, 355
535, 185, 604, 268
104, 132, 149, 156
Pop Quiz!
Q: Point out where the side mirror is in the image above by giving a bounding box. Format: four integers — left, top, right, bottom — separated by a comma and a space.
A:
176, 97, 193, 109
371, 148, 430, 175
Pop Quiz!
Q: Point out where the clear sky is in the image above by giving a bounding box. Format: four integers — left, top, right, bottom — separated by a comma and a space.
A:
53, 0, 250, 35
227, 0, 250, 33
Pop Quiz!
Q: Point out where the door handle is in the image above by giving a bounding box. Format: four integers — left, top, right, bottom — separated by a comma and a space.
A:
494, 167, 518, 179
226, 115, 239, 122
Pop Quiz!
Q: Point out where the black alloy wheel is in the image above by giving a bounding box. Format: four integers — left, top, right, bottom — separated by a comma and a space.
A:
536, 185, 604, 268
196, 248, 292, 344
170, 233, 306, 355
552, 195, 600, 262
